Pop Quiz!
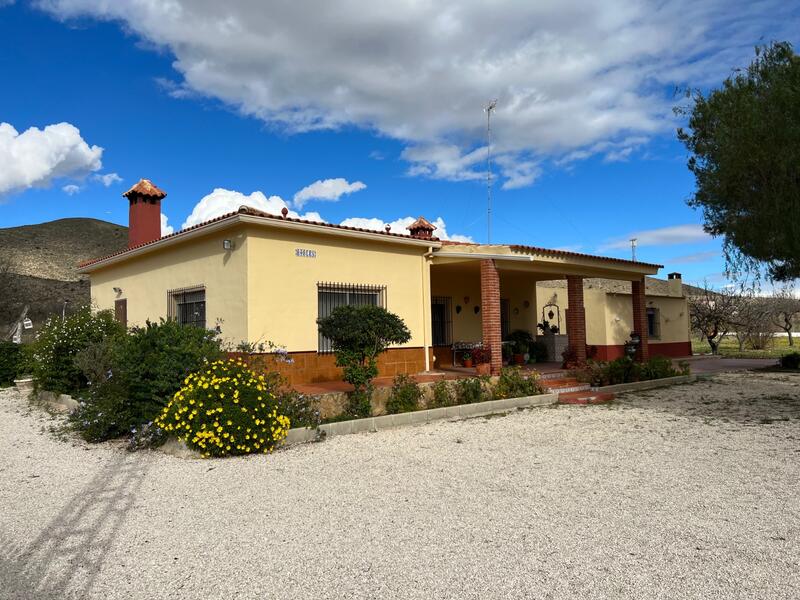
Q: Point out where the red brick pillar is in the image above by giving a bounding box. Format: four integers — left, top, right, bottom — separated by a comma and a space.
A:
566, 275, 587, 364
631, 277, 649, 361
480, 259, 502, 375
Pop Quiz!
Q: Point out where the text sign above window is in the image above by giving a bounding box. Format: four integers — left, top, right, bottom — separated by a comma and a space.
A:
295, 248, 317, 258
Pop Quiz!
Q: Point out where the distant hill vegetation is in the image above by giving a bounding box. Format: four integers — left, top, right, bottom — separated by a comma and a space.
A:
1, 218, 127, 336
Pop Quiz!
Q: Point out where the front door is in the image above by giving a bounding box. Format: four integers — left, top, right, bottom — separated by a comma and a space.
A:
431, 297, 452, 346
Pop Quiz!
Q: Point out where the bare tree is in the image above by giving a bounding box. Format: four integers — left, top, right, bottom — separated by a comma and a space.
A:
688, 282, 742, 354
731, 295, 775, 351
768, 287, 800, 346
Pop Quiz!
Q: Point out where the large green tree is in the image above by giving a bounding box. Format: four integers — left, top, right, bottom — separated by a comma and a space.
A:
677, 42, 800, 281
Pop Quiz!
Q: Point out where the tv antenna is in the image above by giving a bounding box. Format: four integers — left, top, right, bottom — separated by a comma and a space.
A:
485, 99, 497, 244
630, 238, 638, 262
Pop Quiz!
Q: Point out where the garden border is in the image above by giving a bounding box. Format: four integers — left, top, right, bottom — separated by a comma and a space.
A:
592, 373, 714, 394
284, 392, 559, 445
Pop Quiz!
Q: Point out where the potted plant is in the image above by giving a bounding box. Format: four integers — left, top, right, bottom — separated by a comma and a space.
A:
462, 351, 473, 368
473, 347, 491, 375
513, 340, 527, 365
506, 329, 534, 365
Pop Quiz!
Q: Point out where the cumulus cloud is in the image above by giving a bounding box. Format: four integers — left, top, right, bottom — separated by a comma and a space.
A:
161, 213, 174, 236
598, 224, 711, 251
62, 184, 81, 195
339, 216, 473, 243
36, 0, 796, 188
181, 188, 323, 230
293, 178, 366, 209
93, 172, 122, 186
669, 250, 719, 264
0, 121, 103, 195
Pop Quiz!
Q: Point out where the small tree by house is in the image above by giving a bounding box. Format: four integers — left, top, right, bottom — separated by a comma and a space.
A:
688, 283, 741, 354
768, 288, 800, 347
317, 305, 410, 418
730, 295, 775, 351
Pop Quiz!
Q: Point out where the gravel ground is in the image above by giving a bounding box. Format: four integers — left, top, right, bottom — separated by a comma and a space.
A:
1, 370, 799, 600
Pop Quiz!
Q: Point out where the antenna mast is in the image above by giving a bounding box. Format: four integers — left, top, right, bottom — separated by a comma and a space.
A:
630, 238, 638, 262
485, 99, 497, 244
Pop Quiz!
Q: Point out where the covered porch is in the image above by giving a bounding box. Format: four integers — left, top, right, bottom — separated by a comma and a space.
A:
427, 244, 662, 374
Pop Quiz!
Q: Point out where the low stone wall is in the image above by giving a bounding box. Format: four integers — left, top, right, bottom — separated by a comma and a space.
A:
286, 392, 559, 445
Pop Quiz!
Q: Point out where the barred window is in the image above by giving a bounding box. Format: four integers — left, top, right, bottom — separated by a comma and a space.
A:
168, 286, 206, 329
317, 282, 386, 353
431, 296, 452, 346
646, 307, 660, 339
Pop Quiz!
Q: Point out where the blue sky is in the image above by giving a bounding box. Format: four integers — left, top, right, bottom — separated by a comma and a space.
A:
1, 1, 798, 286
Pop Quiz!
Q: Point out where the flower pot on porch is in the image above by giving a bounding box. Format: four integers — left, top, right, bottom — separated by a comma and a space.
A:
475, 363, 491, 375
463, 358, 473, 368
513, 354, 525, 365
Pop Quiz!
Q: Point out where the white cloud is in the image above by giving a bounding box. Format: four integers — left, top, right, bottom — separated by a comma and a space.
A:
36, 0, 795, 188
181, 188, 324, 230
0, 121, 103, 195
161, 213, 174, 236
293, 178, 366, 209
339, 215, 473, 243
93, 172, 122, 186
599, 224, 711, 251
669, 250, 719, 264
62, 184, 81, 195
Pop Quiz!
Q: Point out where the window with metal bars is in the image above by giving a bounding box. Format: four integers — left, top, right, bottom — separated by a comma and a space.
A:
646, 307, 661, 339
431, 296, 452, 346
168, 286, 206, 329
317, 282, 386, 353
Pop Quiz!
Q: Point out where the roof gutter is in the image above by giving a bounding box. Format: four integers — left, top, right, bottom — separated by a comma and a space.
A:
431, 251, 534, 262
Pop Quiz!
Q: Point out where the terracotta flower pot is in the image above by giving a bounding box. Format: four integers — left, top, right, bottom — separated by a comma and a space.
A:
463, 358, 473, 368
475, 363, 491, 375
513, 354, 525, 365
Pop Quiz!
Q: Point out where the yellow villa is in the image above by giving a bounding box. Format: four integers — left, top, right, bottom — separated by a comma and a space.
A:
79, 179, 692, 384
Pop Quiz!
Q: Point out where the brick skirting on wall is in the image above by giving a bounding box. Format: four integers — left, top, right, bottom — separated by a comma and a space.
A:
232, 347, 429, 385
593, 341, 692, 361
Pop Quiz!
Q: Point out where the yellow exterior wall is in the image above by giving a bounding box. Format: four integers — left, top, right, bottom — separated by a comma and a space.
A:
88, 228, 249, 343
430, 267, 537, 343
245, 225, 431, 352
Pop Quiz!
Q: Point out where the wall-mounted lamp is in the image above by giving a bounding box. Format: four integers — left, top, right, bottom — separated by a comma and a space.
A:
223, 239, 235, 250
113, 287, 122, 294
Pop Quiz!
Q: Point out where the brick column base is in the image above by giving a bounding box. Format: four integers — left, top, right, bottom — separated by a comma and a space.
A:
566, 275, 587, 365
480, 259, 502, 375
632, 277, 649, 362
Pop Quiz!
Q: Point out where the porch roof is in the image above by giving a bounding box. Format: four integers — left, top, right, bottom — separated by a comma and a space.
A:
431, 243, 662, 279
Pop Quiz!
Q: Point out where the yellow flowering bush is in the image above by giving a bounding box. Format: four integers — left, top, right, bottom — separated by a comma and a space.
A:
155, 358, 291, 458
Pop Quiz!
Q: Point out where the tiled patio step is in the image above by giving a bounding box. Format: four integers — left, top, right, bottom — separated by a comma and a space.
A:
536, 370, 570, 381
549, 384, 592, 394
558, 391, 615, 405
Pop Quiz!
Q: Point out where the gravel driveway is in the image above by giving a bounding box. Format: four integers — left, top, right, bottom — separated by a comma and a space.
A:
1, 371, 798, 599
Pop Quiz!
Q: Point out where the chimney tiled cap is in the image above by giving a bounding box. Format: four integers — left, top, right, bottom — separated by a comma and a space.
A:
123, 178, 167, 199
407, 216, 436, 232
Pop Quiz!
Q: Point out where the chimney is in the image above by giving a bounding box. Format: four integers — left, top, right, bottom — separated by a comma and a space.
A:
667, 272, 683, 297
123, 179, 166, 248
407, 216, 436, 239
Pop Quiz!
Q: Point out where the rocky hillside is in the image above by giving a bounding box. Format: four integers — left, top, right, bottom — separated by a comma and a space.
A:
1, 218, 128, 334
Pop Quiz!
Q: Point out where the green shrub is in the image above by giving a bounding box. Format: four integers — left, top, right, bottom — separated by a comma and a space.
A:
780, 352, 800, 369
0, 341, 21, 387
70, 319, 222, 443
317, 305, 411, 418
506, 329, 534, 355
274, 386, 320, 429
454, 377, 488, 405
29, 307, 124, 395
155, 358, 290, 458
428, 380, 454, 408
640, 355, 684, 380
493, 367, 544, 399
576, 356, 687, 387
386, 374, 423, 414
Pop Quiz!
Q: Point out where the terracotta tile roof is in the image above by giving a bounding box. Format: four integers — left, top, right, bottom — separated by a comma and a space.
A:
509, 244, 663, 268
78, 205, 439, 269
407, 216, 436, 231
123, 178, 167, 199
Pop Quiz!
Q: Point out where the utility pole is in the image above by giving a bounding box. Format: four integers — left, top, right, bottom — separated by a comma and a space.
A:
485, 99, 497, 244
